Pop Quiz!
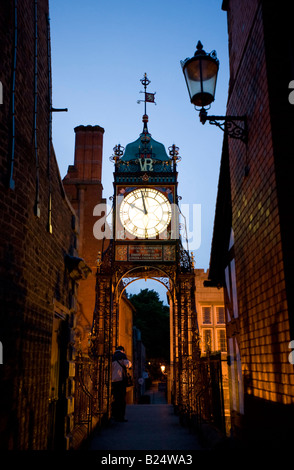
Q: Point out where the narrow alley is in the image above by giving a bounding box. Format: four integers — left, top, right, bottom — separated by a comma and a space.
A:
2, 0, 294, 454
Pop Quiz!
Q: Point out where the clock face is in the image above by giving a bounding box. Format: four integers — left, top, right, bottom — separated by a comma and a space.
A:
119, 188, 172, 238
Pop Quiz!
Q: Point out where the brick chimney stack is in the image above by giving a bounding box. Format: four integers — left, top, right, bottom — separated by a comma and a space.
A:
65, 125, 104, 182
63, 125, 105, 353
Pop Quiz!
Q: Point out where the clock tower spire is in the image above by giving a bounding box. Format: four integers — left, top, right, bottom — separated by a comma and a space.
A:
137, 72, 156, 127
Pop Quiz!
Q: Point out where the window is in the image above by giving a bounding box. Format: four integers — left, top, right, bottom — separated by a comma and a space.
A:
216, 306, 225, 324
217, 329, 227, 352
202, 306, 212, 324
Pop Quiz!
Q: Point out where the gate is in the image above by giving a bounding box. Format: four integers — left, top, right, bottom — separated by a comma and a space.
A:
195, 353, 225, 433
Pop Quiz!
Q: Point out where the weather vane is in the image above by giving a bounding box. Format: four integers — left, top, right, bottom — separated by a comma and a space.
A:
137, 73, 156, 116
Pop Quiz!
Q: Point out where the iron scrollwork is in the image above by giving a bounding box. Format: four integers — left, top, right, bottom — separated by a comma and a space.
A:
178, 242, 193, 273
208, 116, 247, 143
199, 108, 247, 143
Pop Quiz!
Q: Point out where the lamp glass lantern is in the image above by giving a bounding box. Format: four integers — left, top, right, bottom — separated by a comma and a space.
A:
181, 41, 219, 108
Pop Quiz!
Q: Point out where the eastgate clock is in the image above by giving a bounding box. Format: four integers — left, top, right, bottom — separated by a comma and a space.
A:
119, 188, 172, 239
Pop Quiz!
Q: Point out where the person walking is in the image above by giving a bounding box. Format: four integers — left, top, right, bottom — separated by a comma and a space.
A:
111, 346, 132, 422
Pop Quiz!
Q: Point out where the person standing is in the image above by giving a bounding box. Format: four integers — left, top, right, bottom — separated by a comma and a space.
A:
111, 346, 132, 422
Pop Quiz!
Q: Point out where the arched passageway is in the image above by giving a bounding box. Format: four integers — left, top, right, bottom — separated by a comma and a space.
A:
121, 278, 170, 406
115, 266, 174, 408
89, 251, 201, 426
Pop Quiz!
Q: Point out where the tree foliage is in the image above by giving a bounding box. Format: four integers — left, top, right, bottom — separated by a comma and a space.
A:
129, 289, 170, 361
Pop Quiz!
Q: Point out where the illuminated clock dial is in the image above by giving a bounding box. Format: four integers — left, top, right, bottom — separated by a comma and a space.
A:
119, 188, 172, 238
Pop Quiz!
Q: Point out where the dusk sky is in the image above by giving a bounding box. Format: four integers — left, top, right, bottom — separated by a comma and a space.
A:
49, 0, 229, 302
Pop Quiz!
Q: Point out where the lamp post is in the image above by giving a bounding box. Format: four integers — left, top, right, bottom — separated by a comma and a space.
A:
181, 41, 247, 143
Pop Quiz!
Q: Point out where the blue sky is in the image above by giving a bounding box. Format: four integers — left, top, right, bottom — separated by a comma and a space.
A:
49, 0, 229, 302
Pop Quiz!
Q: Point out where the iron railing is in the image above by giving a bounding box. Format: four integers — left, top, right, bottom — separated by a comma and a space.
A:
74, 354, 107, 437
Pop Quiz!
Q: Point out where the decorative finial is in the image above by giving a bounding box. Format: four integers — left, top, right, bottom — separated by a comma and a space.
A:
113, 144, 124, 157
168, 144, 180, 160
196, 40, 203, 51
110, 144, 125, 163
194, 40, 207, 57
137, 73, 156, 126
140, 72, 151, 88
168, 144, 181, 169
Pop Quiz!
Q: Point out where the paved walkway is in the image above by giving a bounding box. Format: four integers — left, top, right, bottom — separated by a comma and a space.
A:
88, 383, 202, 451
88, 404, 202, 450
143, 380, 168, 404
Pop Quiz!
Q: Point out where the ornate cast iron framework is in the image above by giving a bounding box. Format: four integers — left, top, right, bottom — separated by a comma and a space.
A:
88, 238, 202, 422
199, 107, 247, 143
86, 73, 203, 427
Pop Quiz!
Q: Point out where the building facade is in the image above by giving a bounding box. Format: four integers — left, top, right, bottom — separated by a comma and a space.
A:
0, 0, 90, 450
195, 269, 226, 355
195, 269, 230, 436
208, 0, 294, 446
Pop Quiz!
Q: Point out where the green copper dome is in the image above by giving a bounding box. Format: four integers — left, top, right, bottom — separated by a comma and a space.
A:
119, 114, 170, 163
120, 132, 170, 162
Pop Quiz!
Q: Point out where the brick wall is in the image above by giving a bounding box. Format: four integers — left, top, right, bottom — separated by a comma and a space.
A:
223, 0, 294, 443
0, 0, 79, 449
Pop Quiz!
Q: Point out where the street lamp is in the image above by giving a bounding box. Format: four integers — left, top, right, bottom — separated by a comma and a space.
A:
181, 40, 219, 108
181, 41, 247, 143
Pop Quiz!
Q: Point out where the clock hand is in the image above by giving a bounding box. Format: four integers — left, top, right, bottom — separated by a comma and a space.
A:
130, 202, 145, 213
141, 191, 148, 214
